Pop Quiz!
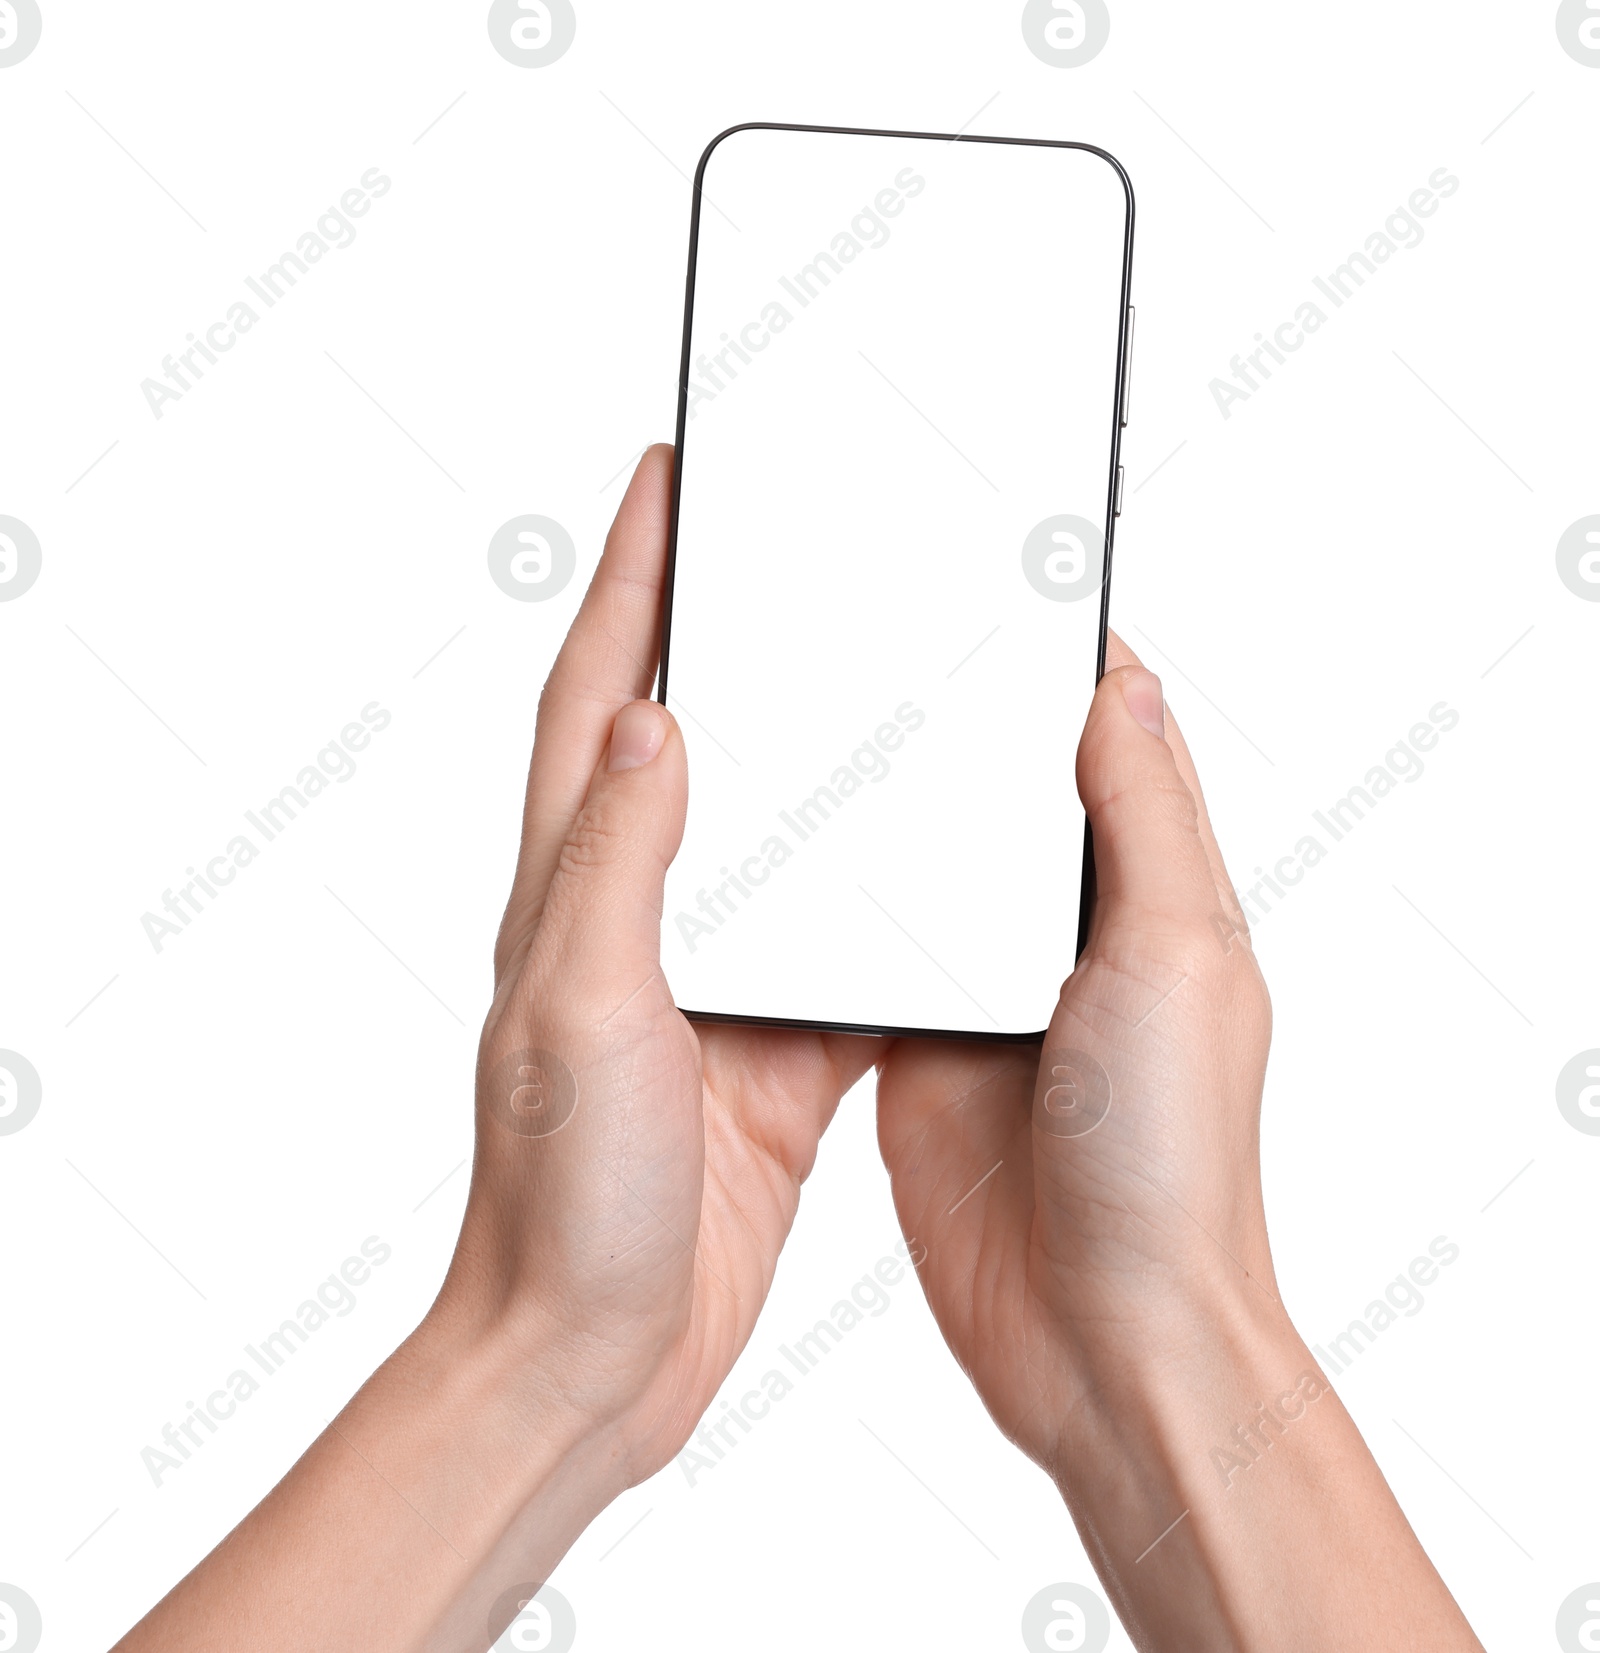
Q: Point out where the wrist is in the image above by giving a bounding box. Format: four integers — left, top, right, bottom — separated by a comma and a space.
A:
123, 1296, 641, 1653
399, 1296, 636, 1516
1048, 1290, 1405, 1652
1048, 1289, 1481, 1652
1056, 1278, 1309, 1483
320, 1310, 636, 1650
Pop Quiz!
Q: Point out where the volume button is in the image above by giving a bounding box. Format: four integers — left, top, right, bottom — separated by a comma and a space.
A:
1120, 305, 1135, 428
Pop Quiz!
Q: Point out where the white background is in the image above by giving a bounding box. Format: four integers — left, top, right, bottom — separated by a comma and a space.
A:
1, 3, 1596, 1650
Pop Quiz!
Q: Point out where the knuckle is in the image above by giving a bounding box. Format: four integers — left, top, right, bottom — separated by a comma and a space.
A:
1179, 921, 1273, 1024
1088, 763, 1200, 841
492, 903, 538, 989
1146, 768, 1203, 834
555, 798, 627, 882
1180, 919, 1245, 982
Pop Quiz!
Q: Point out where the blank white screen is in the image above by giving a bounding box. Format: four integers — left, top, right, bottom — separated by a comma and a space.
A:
661, 125, 1131, 1038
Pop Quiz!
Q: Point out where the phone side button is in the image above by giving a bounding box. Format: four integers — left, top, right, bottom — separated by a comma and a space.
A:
1114, 465, 1125, 517
1120, 305, 1135, 428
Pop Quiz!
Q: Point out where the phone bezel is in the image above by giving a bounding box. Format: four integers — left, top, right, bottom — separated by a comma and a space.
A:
656, 122, 1136, 1043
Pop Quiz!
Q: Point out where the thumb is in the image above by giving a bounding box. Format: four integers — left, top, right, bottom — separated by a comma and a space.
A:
525, 699, 688, 1010
1075, 666, 1223, 941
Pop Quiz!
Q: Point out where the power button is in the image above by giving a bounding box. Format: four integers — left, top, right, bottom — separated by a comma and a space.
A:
1114, 465, 1125, 517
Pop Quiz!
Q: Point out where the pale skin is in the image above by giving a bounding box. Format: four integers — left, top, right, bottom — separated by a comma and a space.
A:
112, 446, 1483, 1652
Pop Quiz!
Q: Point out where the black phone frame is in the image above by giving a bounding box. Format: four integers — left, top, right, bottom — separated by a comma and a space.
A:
655, 122, 1136, 1044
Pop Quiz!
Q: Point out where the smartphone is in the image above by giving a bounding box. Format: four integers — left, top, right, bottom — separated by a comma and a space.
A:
657, 123, 1134, 1041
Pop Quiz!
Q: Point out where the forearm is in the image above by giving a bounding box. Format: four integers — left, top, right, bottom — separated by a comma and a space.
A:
113, 1306, 626, 1653
1056, 1294, 1482, 1652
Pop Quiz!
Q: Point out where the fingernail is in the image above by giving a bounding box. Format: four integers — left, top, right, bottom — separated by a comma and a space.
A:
608, 700, 667, 771
1122, 670, 1165, 738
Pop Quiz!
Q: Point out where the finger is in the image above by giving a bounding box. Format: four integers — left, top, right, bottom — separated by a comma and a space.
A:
1101, 629, 1249, 940
522, 699, 688, 1019
875, 1040, 1036, 1265
700, 1026, 882, 1183
1075, 661, 1222, 942
496, 445, 675, 980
